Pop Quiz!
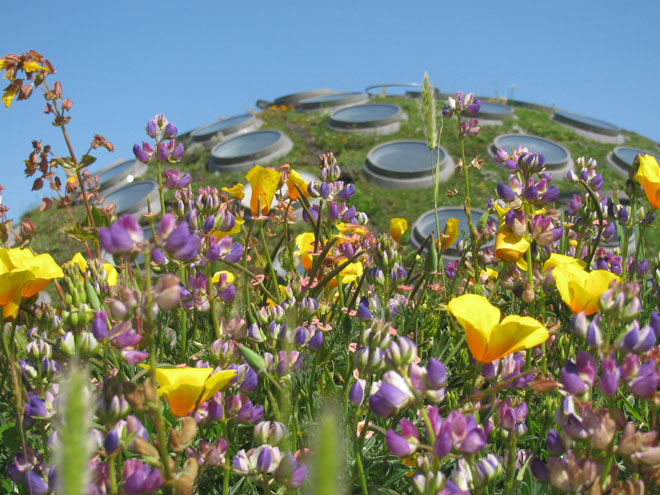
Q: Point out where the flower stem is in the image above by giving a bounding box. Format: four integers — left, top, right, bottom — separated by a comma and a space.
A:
156, 160, 165, 219
503, 431, 518, 495
144, 249, 173, 492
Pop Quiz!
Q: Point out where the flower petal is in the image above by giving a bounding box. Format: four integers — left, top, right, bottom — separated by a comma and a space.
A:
483, 315, 549, 362
199, 370, 237, 404
448, 294, 500, 362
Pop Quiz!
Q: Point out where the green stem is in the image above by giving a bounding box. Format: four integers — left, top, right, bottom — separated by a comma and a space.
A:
178, 261, 188, 361
503, 431, 518, 495
144, 250, 173, 492
206, 260, 221, 340
108, 453, 118, 495
259, 222, 281, 303
156, 160, 165, 219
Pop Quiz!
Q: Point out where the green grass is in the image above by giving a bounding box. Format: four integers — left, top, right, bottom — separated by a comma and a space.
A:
22, 96, 660, 262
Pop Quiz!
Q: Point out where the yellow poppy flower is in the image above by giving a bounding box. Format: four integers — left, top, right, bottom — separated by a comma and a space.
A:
447, 294, 549, 363
0, 248, 63, 319
495, 228, 530, 263
516, 252, 586, 272
481, 267, 499, 280
147, 366, 236, 417
634, 154, 660, 208
439, 218, 459, 252
245, 165, 282, 215
389, 218, 408, 243
552, 263, 619, 315
221, 183, 245, 200
294, 232, 317, 270
285, 169, 310, 201
336, 261, 363, 285
211, 271, 235, 284
335, 223, 367, 236
69, 252, 118, 286
210, 217, 245, 240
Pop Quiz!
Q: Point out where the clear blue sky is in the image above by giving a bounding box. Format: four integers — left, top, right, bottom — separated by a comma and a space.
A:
2, 0, 659, 219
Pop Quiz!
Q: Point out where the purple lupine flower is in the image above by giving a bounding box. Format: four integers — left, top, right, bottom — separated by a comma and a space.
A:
466, 98, 481, 114
627, 360, 658, 398
133, 143, 151, 163
99, 215, 144, 255
385, 428, 417, 457
146, 119, 159, 138
541, 184, 559, 203
234, 400, 264, 424
308, 331, 323, 350
357, 297, 372, 320
111, 323, 142, 349
27, 394, 49, 419
92, 311, 108, 340
525, 183, 539, 201
427, 358, 448, 389
617, 321, 656, 354
170, 142, 185, 162
276, 452, 307, 488
122, 350, 149, 364
496, 181, 516, 201
337, 183, 355, 201
560, 351, 597, 395
530, 457, 550, 482
452, 414, 486, 454
494, 148, 508, 162
497, 398, 528, 433
162, 220, 198, 260
163, 169, 190, 189
369, 378, 413, 418
163, 123, 177, 139
122, 460, 163, 495
348, 379, 366, 406
600, 353, 620, 397
546, 428, 564, 456
104, 421, 125, 454
155, 142, 169, 163
650, 312, 660, 338
25, 470, 49, 495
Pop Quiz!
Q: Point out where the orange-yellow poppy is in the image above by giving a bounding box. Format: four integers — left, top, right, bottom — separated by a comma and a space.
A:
390, 218, 408, 243
148, 366, 236, 417
0, 248, 63, 319
447, 294, 549, 363
245, 165, 282, 215
552, 263, 619, 315
495, 228, 530, 263
634, 154, 660, 208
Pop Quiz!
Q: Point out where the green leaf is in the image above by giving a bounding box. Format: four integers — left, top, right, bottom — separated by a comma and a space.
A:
80, 154, 96, 168
91, 206, 110, 229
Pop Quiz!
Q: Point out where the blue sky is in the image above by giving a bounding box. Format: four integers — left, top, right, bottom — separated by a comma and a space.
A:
2, 0, 659, 219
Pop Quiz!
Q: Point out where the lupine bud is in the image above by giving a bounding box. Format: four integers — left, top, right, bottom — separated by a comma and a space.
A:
254, 421, 288, 446
349, 379, 366, 406
308, 331, 323, 350
546, 428, 564, 456
92, 311, 108, 340
385, 429, 417, 457
133, 144, 151, 163
59, 332, 75, 356
163, 123, 178, 139
171, 143, 185, 162
496, 182, 516, 201
617, 321, 656, 354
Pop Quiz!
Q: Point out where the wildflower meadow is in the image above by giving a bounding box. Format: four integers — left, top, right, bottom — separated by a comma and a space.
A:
2, 50, 660, 495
